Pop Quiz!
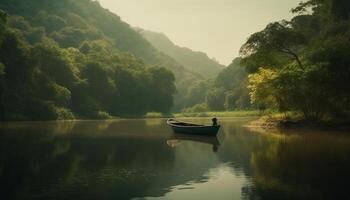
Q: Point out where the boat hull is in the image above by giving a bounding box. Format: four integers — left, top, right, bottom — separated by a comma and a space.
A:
169, 126, 220, 136
167, 119, 220, 136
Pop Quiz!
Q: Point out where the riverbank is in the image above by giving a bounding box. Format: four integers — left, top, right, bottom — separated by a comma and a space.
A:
173, 110, 263, 118
138, 110, 264, 119
248, 114, 350, 131
2, 111, 349, 131
0, 111, 263, 122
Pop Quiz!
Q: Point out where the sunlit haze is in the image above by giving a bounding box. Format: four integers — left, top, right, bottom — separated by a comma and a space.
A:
98, 0, 299, 65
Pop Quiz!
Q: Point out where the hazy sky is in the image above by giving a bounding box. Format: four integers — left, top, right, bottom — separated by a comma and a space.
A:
98, 0, 300, 65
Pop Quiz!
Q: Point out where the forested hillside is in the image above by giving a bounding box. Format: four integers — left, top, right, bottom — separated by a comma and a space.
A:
0, 0, 200, 120
241, 0, 350, 120
181, 58, 251, 112
206, 58, 251, 111
138, 29, 225, 78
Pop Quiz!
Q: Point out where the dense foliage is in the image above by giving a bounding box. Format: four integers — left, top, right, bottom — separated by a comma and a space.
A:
241, 0, 350, 120
182, 58, 252, 112
208, 58, 251, 111
0, 0, 179, 120
3, 0, 348, 119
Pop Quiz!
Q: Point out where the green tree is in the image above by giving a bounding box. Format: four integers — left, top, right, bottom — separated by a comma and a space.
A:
34, 11, 67, 33
30, 43, 78, 89
248, 68, 279, 110
81, 62, 115, 110
240, 21, 307, 71
241, 0, 350, 119
0, 10, 7, 45
206, 89, 225, 111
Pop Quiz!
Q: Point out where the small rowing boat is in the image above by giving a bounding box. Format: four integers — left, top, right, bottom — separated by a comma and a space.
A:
167, 118, 220, 136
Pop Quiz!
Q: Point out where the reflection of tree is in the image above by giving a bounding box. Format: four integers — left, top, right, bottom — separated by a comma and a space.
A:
243, 131, 350, 200
0, 120, 217, 200
215, 122, 272, 177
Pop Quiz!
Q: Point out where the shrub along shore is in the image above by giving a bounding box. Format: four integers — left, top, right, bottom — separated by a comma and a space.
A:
248, 113, 350, 131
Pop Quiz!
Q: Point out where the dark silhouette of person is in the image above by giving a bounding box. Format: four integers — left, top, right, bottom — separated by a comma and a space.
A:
212, 118, 218, 126
212, 145, 218, 152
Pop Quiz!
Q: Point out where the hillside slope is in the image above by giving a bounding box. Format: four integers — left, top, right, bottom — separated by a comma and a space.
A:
1, 1, 194, 72
0, 0, 206, 120
0, 0, 202, 113
138, 29, 225, 78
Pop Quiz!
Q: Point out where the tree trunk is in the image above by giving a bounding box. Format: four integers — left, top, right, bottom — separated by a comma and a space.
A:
280, 48, 305, 70
291, 53, 305, 70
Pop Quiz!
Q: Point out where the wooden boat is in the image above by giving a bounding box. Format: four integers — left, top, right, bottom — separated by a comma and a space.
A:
167, 119, 220, 136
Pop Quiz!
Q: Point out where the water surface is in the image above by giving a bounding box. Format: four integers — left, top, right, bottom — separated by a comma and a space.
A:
0, 118, 349, 200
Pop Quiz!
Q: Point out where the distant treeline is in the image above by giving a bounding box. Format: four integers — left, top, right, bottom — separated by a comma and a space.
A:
137, 29, 250, 112
0, 0, 178, 120
181, 58, 251, 113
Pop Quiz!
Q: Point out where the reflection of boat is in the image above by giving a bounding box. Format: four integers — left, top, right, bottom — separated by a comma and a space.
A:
167, 119, 220, 136
167, 134, 220, 152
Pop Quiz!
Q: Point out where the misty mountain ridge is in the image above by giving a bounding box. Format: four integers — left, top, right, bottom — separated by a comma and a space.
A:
136, 28, 225, 78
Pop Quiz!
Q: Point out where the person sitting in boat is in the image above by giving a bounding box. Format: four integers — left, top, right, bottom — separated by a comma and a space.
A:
212, 145, 219, 153
212, 118, 218, 126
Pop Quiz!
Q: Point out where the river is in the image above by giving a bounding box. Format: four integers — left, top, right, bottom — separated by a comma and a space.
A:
0, 118, 349, 200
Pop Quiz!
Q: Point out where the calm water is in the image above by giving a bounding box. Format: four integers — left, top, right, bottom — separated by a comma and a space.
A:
0, 118, 350, 200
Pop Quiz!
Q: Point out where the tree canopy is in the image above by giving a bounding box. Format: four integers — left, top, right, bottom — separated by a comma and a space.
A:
0, 0, 180, 120
241, 0, 350, 119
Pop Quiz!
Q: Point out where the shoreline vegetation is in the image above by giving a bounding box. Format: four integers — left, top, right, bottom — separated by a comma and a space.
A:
144, 110, 263, 119
148, 111, 350, 131
2, 110, 350, 131
150, 111, 350, 131
173, 110, 262, 118
0, 110, 262, 121
78, 110, 265, 119
248, 113, 350, 131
